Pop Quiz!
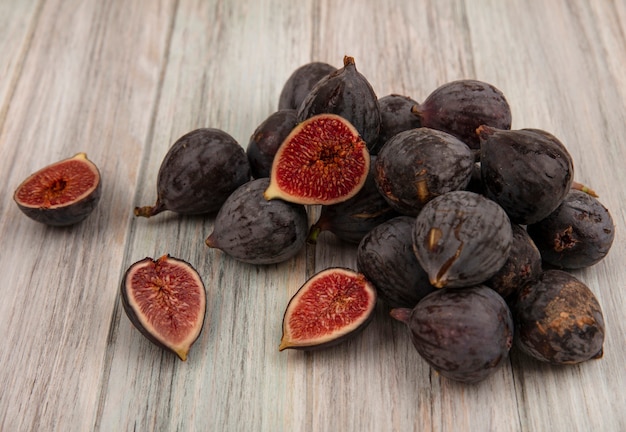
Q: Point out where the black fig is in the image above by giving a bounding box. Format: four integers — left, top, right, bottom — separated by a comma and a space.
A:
357, 216, 435, 309
307, 156, 397, 245
246, 109, 298, 178
513, 270, 605, 364
279, 267, 377, 351
135, 128, 250, 218
375, 127, 474, 216
371, 93, 422, 154
391, 286, 514, 383
278, 61, 337, 110
412, 191, 512, 288
527, 189, 615, 269
121, 255, 206, 361
479, 126, 574, 225
264, 113, 370, 206
206, 178, 308, 265
412, 79, 512, 149
13, 152, 102, 226
297, 56, 381, 150
485, 224, 542, 300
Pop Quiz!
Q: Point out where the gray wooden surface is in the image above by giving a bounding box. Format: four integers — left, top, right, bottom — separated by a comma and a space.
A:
1, 0, 625, 431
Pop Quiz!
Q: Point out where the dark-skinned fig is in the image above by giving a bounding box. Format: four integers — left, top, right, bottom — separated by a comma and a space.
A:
13, 152, 102, 226
121, 255, 206, 361
206, 178, 308, 265
246, 109, 298, 178
278, 61, 337, 110
135, 128, 250, 218
371, 94, 422, 154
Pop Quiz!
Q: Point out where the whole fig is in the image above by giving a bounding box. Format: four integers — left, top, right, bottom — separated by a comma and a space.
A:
278, 61, 337, 110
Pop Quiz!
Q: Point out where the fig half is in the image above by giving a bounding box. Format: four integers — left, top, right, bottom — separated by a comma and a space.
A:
13, 152, 102, 226
264, 113, 370, 205
279, 267, 377, 351
121, 255, 207, 361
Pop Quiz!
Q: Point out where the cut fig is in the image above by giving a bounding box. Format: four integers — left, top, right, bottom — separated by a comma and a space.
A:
264, 113, 370, 205
279, 267, 377, 351
121, 255, 207, 361
13, 152, 102, 226
135, 128, 250, 218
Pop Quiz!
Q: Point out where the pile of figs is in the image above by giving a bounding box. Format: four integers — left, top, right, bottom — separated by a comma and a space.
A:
13, 55, 614, 381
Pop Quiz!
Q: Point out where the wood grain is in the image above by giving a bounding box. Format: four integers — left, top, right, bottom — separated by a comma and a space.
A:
1, 0, 625, 431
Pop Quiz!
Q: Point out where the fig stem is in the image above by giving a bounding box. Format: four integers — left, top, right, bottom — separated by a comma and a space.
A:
389, 308, 412, 323
134, 201, 165, 218
572, 181, 599, 198
306, 225, 322, 244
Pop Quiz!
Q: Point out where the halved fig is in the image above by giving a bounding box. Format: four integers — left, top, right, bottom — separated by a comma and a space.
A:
279, 267, 377, 351
121, 255, 207, 361
13, 152, 101, 226
264, 113, 370, 205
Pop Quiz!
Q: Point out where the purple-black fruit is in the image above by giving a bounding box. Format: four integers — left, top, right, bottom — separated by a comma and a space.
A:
135, 128, 250, 218
247, 109, 298, 178
513, 270, 605, 364
206, 178, 308, 265
412, 79, 512, 149
391, 286, 514, 383
479, 126, 574, 225
374, 128, 474, 216
527, 189, 615, 269
412, 191, 512, 288
278, 62, 337, 110
357, 216, 435, 309
371, 94, 422, 154
297, 56, 381, 150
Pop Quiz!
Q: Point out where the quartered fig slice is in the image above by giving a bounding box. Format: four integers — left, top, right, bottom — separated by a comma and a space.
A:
264, 113, 370, 206
135, 128, 250, 218
121, 255, 207, 361
13, 152, 102, 226
279, 267, 377, 351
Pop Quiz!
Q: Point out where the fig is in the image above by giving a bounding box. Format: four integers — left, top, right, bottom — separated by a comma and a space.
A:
527, 189, 615, 269
13, 152, 102, 226
135, 128, 250, 218
485, 224, 542, 301
374, 127, 474, 216
297, 56, 381, 150
279, 267, 377, 351
479, 126, 574, 225
278, 61, 337, 110
264, 113, 370, 206
307, 156, 397, 245
513, 270, 605, 364
121, 255, 206, 361
412, 79, 512, 149
371, 93, 422, 154
206, 178, 308, 265
246, 109, 299, 178
391, 285, 514, 383
357, 216, 435, 309
412, 191, 513, 288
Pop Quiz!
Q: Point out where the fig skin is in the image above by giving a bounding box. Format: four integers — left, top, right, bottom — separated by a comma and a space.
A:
120, 255, 206, 362
13, 152, 102, 226
279, 267, 377, 351
513, 270, 605, 365
374, 127, 474, 216
391, 285, 514, 384
527, 189, 615, 269
246, 109, 298, 179
264, 113, 370, 206
206, 178, 308, 265
412, 79, 512, 149
135, 128, 251, 218
412, 191, 513, 288
479, 126, 574, 225
485, 224, 542, 301
307, 156, 398, 245
370, 93, 422, 154
297, 56, 381, 150
357, 216, 435, 309
278, 61, 337, 110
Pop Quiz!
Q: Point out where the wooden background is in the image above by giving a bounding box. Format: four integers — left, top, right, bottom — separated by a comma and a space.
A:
1, 0, 625, 431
